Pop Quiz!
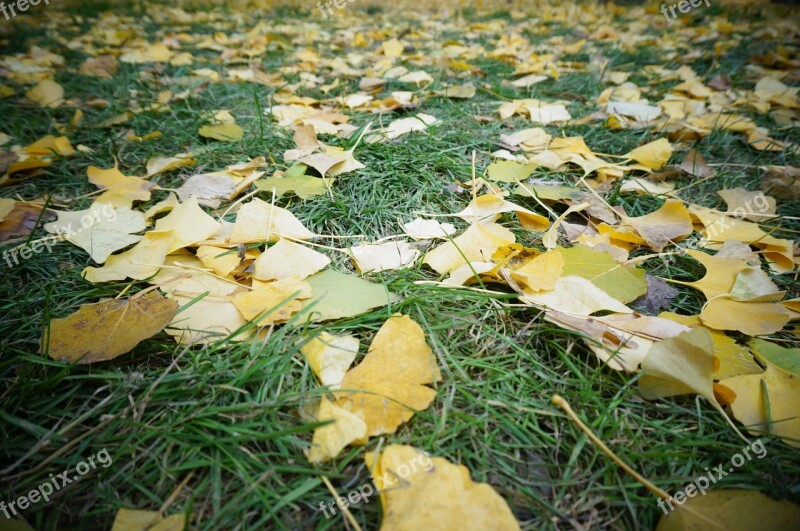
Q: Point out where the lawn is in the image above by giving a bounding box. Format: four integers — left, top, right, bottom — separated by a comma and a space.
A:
1, 0, 799, 529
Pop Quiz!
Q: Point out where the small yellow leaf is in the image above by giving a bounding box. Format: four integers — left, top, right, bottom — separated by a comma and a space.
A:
625, 138, 673, 170
307, 397, 367, 463
302, 331, 359, 389
26, 79, 64, 108
199, 122, 244, 142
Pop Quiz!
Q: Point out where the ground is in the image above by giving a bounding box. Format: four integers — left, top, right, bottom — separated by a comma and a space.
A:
1, 0, 799, 530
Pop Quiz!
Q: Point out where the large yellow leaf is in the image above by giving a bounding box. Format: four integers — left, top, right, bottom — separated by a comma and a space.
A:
41, 291, 177, 364
424, 221, 515, 275
253, 238, 330, 281
335, 315, 441, 437
228, 198, 314, 244
720, 363, 800, 448
521, 275, 631, 316
364, 445, 520, 531
622, 200, 693, 251
701, 297, 791, 336
555, 245, 647, 303
655, 490, 800, 531
88, 164, 155, 208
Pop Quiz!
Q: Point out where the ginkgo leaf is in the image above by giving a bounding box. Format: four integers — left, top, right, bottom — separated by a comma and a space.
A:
349, 240, 420, 273
255, 174, 331, 199
454, 194, 549, 230
503, 249, 564, 292
543, 202, 589, 249
364, 445, 520, 530
196, 245, 242, 277
88, 164, 155, 208
729, 267, 783, 302
486, 160, 537, 183
26, 79, 63, 108
41, 291, 177, 364
625, 138, 673, 170
546, 310, 690, 372
749, 339, 800, 378
720, 363, 800, 448
228, 198, 315, 244
110, 508, 186, 531
199, 122, 244, 142
678, 249, 750, 300
44, 205, 145, 263
622, 199, 693, 251
424, 221, 515, 275
403, 218, 457, 240
253, 238, 330, 281
145, 153, 196, 178
152, 196, 221, 252
655, 490, 800, 531
335, 315, 441, 437
700, 297, 791, 336
302, 331, 359, 389
660, 313, 762, 380
717, 188, 777, 221
639, 328, 720, 405
232, 279, 311, 323
165, 293, 249, 345
300, 269, 399, 322
521, 275, 631, 316
555, 245, 647, 303
83, 231, 176, 282
307, 397, 367, 463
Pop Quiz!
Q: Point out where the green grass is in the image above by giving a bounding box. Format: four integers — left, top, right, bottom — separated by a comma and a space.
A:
1, 1, 799, 530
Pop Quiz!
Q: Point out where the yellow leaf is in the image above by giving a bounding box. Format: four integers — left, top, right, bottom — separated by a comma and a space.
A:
660, 313, 761, 380
83, 231, 176, 282
253, 238, 330, 281
44, 205, 145, 263
622, 200, 693, 251
199, 122, 244, 142
680, 249, 749, 300
302, 331, 359, 389
625, 138, 673, 170
145, 153, 196, 178
424, 221, 515, 275
505, 249, 564, 292
364, 445, 520, 531
228, 198, 314, 244
88, 164, 155, 209
41, 291, 177, 364
720, 363, 800, 448
196, 245, 242, 277
555, 245, 647, 303
655, 490, 800, 531
521, 275, 631, 316
26, 79, 64, 108
349, 240, 420, 273
307, 397, 367, 463
335, 315, 441, 437
700, 297, 790, 336
232, 278, 311, 323
111, 509, 185, 531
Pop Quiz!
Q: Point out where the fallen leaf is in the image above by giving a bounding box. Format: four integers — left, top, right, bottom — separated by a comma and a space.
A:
749, 339, 800, 378
335, 315, 441, 437
365, 445, 520, 530
625, 138, 673, 170
521, 275, 631, 316
300, 269, 398, 322
26, 79, 63, 108
555, 245, 647, 303
44, 205, 145, 263
349, 240, 420, 273
41, 291, 177, 364
110, 508, 186, 531
655, 490, 800, 531
253, 237, 331, 281
307, 397, 367, 463
720, 363, 800, 448
302, 331, 359, 389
